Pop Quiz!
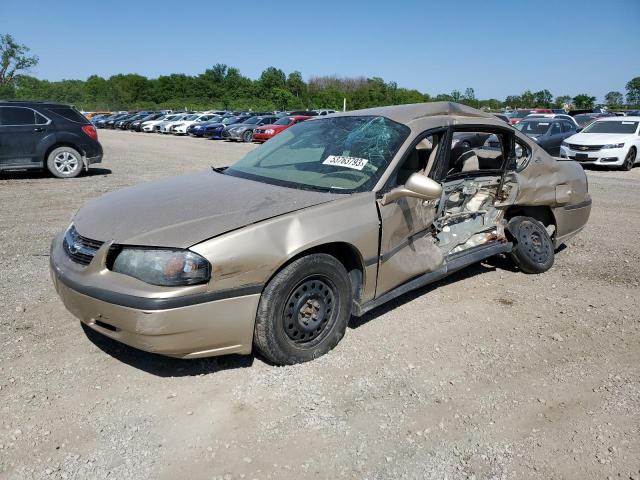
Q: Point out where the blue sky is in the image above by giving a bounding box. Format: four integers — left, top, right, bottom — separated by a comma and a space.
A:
2, 0, 639, 101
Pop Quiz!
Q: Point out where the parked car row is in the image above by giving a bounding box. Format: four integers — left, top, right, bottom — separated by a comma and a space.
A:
88, 106, 640, 171
89, 109, 335, 143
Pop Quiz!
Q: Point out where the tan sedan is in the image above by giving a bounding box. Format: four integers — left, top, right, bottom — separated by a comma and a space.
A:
50, 102, 591, 365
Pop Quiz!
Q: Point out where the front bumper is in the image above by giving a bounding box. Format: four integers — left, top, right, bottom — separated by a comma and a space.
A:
560, 145, 626, 166
49, 233, 260, 359
225, 131, 243, 140
252, 133, 274, 142
208, 129, 225, 139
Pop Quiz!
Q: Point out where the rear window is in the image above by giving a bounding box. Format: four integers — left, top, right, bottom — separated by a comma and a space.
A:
0, 106, 38, 125
46, 107, 89, 124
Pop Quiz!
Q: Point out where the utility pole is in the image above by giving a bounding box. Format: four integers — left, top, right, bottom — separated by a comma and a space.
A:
343, 98, 346, 112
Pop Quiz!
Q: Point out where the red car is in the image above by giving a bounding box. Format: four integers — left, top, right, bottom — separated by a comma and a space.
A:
253, 115, 312, 142
509, 108, 553, 125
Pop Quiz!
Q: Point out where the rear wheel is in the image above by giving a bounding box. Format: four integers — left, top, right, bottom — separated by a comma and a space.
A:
507, 216, 554, 274
47, 147, 82, 178
621, 147, 636, 171
242, 130, 253, 143
253, 254, 352, 365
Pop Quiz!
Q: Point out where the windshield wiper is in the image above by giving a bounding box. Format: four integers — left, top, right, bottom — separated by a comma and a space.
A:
210, 166, 227, 174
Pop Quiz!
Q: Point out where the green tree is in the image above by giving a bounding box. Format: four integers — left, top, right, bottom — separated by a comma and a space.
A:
461, 87, 478, 107
0, 34, 38, 90
554, 95, 571, 109
520, 90, 535, 107
604, 91, 624, 108
450, 89, 462, 102
504, 95, 522, 107
572, 94, 596, 109
259, 67, 286, 93
286, 71, 306, 99
625, 77, 640, 107
533, 89, 553, 107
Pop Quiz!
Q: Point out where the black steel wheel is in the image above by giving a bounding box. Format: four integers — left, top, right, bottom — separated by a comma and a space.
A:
282, 277, 336, 345
622, 148, 636, 171
507, 216, 555, 274
253, 254, 352, 365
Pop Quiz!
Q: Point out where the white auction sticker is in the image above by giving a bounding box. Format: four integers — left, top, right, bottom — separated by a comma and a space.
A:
322, 155, 369, 170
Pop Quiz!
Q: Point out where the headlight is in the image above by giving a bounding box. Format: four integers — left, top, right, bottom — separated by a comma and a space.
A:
173, 123, 183, 128
111, 248, 211, 286
265, 129, 275, 134
602, 143, 624, 149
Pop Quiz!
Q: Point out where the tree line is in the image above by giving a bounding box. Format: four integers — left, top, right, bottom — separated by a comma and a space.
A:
1, 34, 639, 112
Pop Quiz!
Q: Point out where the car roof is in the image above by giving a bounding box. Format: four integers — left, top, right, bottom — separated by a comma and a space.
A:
520, 117, 564, 122
592, 116, 640, 122
330, 101, 505, 132
0, 100, 72, 108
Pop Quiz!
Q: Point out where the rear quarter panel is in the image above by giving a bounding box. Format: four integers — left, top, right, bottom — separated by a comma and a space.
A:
514, 138, 591, 244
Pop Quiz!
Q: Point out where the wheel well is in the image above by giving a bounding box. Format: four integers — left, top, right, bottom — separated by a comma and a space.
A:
270, 242, 365, 302
43, 143, 84, 164
504, 205, 557, 237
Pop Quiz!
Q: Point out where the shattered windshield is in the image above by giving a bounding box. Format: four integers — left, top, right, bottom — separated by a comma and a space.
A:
226, 116, 410, 193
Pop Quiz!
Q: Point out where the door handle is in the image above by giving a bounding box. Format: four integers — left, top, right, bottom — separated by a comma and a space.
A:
34, 127, 44, 132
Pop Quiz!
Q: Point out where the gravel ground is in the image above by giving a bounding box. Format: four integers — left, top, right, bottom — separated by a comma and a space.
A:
1, 130, 639, 480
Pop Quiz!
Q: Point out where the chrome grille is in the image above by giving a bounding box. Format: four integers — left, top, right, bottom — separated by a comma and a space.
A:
566, 143, 602, 152
63, 225, 104, 266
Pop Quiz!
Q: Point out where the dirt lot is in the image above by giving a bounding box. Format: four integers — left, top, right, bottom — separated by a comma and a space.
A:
1, 130, 639, 480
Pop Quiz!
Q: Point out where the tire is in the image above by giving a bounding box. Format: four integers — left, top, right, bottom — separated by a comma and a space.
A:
253, 254, 352, 365
242, 130, 253, 143
507, 216, 555, 274
621, 147, 636, 171
46, 146, 82, 178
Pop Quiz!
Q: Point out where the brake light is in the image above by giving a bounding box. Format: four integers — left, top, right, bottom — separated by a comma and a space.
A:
81, 124, 98, 140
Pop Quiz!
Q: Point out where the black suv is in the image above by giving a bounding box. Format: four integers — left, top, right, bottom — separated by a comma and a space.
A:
0, 101, 103, 178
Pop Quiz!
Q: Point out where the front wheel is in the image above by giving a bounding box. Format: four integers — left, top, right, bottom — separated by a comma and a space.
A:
507, 216, 555, 274
47, 146, 82, 178
242, 130, 253, 143
253, 254, 352, 365
621, 147, 636, 171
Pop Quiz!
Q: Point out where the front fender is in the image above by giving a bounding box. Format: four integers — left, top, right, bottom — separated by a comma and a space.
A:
191, 193, 381, 303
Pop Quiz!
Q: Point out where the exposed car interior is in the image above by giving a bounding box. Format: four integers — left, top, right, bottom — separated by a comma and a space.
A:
390, 128, 516, 258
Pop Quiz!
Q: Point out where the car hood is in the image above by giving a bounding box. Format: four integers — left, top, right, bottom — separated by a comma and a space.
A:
73, 171, 337, 248
260, 124, 286, 131
227, 123, 251, 129
565, 132, 633, 144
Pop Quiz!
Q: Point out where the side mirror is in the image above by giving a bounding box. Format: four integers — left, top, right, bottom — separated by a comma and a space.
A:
381, 173, 443, 205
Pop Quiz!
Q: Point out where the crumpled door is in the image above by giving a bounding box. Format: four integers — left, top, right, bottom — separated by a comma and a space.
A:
375, 196, 444, 297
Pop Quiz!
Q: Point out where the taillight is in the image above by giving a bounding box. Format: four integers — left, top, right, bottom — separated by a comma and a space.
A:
81, 124, 98, 140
